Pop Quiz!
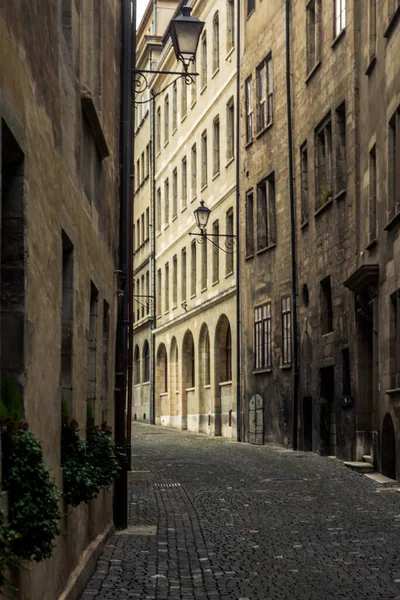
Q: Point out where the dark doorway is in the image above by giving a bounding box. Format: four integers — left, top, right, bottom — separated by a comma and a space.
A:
320, 366, 336, 455
382, 413, 396, 480
303, 397, 313, 451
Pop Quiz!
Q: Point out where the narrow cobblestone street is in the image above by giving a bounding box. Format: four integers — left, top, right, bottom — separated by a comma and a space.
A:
81, 423, 400, 600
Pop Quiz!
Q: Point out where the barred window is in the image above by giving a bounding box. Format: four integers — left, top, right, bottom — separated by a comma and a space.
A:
254, 303, 272, 370
281, 296, 292, 365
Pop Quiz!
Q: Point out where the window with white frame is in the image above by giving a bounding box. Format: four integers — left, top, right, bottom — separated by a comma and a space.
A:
212, 12, 219, 73
257, 173, 276, 249
227, 0, 234, 51
256, 55, 273, 131
245, 76, 253, 143
201, 33, 207, 89
334, 0, 346, 37
281, 297, 292, 365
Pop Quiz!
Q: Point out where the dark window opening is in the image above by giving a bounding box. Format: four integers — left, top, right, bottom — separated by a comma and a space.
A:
320, 276, 333, 334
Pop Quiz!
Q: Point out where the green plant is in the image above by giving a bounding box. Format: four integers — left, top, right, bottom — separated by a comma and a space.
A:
0, 378, 23, 425
61, 420, 99, 506
86, 425, 121, 489
316, 186, 334, 209
61, 397, 70, 423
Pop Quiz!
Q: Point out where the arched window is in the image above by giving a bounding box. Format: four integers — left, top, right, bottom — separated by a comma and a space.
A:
143, 340, 150, 383
205, 330, 210, 385
134, 345, 140, 384
226, 325, 232, 381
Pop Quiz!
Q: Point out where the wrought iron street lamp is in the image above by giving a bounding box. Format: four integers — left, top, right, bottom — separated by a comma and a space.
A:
169, 6, 204, 71
190, 200, 237, 253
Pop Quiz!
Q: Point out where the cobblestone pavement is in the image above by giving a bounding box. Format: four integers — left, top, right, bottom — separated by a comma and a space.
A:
80, 423, 400, 600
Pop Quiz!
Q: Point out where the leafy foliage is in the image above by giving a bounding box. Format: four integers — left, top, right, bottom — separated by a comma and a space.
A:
86, 425, 121, 489
0, 378, 23, 425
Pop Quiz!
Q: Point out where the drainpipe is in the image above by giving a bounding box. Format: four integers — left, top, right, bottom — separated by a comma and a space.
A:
114, 0, 133, 529
285, 0, 299, 450
150, 89, 156, 425
235, 0, 242, 442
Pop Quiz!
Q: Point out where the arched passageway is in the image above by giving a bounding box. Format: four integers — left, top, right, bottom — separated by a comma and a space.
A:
182, 330, 195, 431
199, 323, 211, 432
155, 343, 168, 424
214, 315, 233, 436
170, 337, 179, 426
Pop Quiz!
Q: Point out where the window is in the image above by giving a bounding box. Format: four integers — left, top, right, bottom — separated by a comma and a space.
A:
133, 223, 135, 252
254, 303, 272, 370
201, 236, 207, 290
172, 168, 178, 219
146, 143, 150, 177
156, 107, 161, 153
246, 189, 254, 256
335, 102, 346, 193
164, 95, 169, 144
165, 263, 169, 312
164, 178, 169, 225
212, 12, 220, 73
281, 297, 292, 366
157, 269, 162, 316
306, 0, 321, 73
334, 0, 346, 37
320, 276, 333, 334
226, 209, 234, 274
172, 82, 177, 131
342, 348, 351, 396
137, 218, 140, 247
256, 55, 273, 131
368, 0, 377, 59
134, 345, 140, 384
315, 114, 333, 208
369, 144, 377, 242
388, 107, 400, 220
143, 341, 150, 383
191, 59, 197, 105
191, 143, 197, 199
146, 207, 150, 240
141, 152, 145, 183
390, 291, 400, 388
172, 255, 178, 307
300, 143, 309, 223
146, 270, 150, 314
101, 300, 110, 421
201, 33, 207, 89
136, 159, 140, 188
227, 97, 235, 161
61, 232, 74, 407
181, 247, 187, 301
212, 220, 219, 283
226, 325, 232, 381
182, 156, 187, 209
191, 240, 197, 296
136, 278, 140, 320
247, 0, 255, 17
81, 112, 101, 204
141, 213, 145, 245
156, 187, 161, 233
205, 331, 211, 385
245, 77, 253, 143
227, 0, 235, 51
181, 77, 187, 119
257, 173, 276, 250
201, 130, 208, 188
141, 274, 145, 317
213, 117, 220, 176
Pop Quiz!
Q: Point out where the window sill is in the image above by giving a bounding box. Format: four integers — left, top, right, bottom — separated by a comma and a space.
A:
181, 205, 187, 213
191, 100, 197, 110
172, 305, 177, 310
245, 139, 253, 149
204, 384, 211, 390
212, 171, 220, 181
225, 270, 234, 278
156, 150, 161, 158
225, 156, 235, 168
201, 286, 207, 293
219, 380, 232, 387
185, 387, 195, 393
365, 55, 377, 76
301, 219, 309, 230
212, 279, 219, 286
245, 254, 254, 261
190, 293, 196, 300
160, 392, 168, 397
163, 224, 169, 231
314, 197, 333, 217
201, 183, 208, 192
305, 61, 321, 85
256, 243, 276, 256
334, 189, 346, 201
366, 238, 377, 251
181, 113, 187, 123
212, 67, 220, 79
255, 122, 273, 139
253, 368, 272, 375
164, 140, 169, 148
200, 84, 207, 95
384, 211, 400, 232
225, 47, 235, 61
331, 28, 346, 49
156, 232, 161, 238
280, 363, 292, 370
384, 5, 400, 39
172, 215, 178, 222
322, 331, 334, 337
386, 387, 400, 396
172, 127, 177, 136
246, 8, 255, 20
191, 195, 197, 204
164, 310, 169, 316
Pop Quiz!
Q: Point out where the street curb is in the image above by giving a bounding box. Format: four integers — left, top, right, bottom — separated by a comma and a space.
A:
58, 522, 114, 600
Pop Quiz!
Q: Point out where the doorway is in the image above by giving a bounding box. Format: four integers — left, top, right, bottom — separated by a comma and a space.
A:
320, 367, 336, 456
303, 397, 312, 451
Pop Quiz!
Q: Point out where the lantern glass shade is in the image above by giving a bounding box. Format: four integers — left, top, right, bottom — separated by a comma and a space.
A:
169, 6, 205, 70
194, 200, 211, 232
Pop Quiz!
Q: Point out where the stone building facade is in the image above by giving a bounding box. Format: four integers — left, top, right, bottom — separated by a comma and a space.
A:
1, 1, 121, 598
240, 0, 400, 475
137, 0, 238, 437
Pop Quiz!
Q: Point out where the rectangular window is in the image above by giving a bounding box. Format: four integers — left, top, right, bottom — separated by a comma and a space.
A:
164, 95, 169, 145
368, 0, 377, 59
141, 213, 145, 244
335, 0, 346, 37
181, 77, 187, 118
191, 143, 197, 199
212, 220, 219, 283
61, 232, 74, 409
141, 152, 145, 183
201, 33, 207, 89
213, 12, 220, 73
226, 209, 234, 275
201, 130, 208, 188
164, 178, 169, 225
281, 297, 292, 366
137, 218, 140, 246
156, 107, 161, 153
182, 156, 187, 209
181, 247, 187, 302
191, 59, 197, 105
342, 348, 351, 396
254, 303, 272, 370
257, 173, 276, 250
156, 187, 161, 233
146, 207, 150, 240
141, 274, 145, 317
388, 108, 400, 220
172, 255, 177, 307
227, 0, 235, 50
245, 77, 253, 143
133, 223, 135, 252
390, 291, 400, 388
146, 143, 150, 177
172, 168, 178, 219
87, 283, 99, 420
301, 143, 309, 223
315, 114, 333, 208
256, 55, 273, 131
227, 98, 235, 161
369, 144, 377, 242
136, 278, 140, 320
306, 0, 321, 74
320, 276, 333, 334
136, 159, 140, 188
191, 240, 197, 297
201, 236, 207, 290
172, 82, 177, 131
247, 0, 255, 16
146, 271, 150, 315
335, 102, 346, 193
246, 189, 254, 256
157, 269, 162, 317
165, 263, 169, 312
213, 117, 220, 176
101, 300, 110, 422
